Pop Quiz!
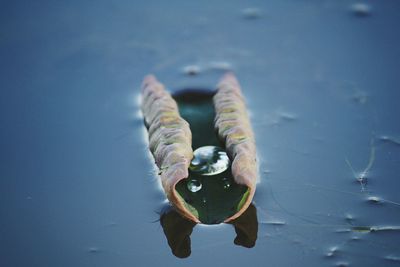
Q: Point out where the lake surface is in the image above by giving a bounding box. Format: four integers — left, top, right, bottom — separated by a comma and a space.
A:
1, 1, 400, 266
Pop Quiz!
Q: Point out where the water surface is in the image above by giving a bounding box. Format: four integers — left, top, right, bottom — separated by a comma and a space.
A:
1, 1, 400, 266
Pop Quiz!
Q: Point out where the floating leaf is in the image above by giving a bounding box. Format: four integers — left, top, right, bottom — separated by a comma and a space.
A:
141, 73, 257, 223
214, 73, 258, 222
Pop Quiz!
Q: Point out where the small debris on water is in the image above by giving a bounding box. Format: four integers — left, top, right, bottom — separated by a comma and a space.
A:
366, 196, 382, 204
351, 90, 368, 104
345, 213, 355, 224
379, 135, 400, 146
335, 228, 351, 233
384, 255, 400, 262
325, 246, 339, 257
260, 220, 286, 226
207, 61, 233, 71
242, 7, 262, 19
278, 111, 298, 121
182, 65, 201, 76
351, 226, 373, 233
345, 138, 375, 192
105, 222, 117, 227
263, 169, 272, 174
182, 62, 233, 75
261, 109, 298, 126
351, 225, 400, 233
335, 261, 350, 267
88, 247, 100, 253
350, 3, 371, 17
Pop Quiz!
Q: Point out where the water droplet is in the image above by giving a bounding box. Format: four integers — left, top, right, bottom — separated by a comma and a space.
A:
189, 146, 230, 176
187, 179, 202, 192
222, 178, 231, 189
350, 3, 371, 17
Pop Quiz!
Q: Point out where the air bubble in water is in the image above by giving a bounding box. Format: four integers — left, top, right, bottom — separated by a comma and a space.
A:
222, 177, 231, 189
187, 179, 202, 192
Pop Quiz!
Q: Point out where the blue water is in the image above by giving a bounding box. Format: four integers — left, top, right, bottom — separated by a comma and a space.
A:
1, 1, 400, 266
